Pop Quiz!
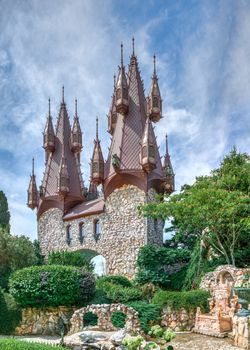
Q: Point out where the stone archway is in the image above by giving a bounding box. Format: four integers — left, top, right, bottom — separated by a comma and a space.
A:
68, 304, 142, 335
77, 249, 107, 276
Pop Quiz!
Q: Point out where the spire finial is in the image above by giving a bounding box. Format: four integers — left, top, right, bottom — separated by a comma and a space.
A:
121, 42, 123, 67
62, 86, 64, 103
96, 116, 99, 140
75, 98, 78, 116
48, 98, 51, 116
113, 74, 116, 91
153, 55, 156, 75
165, 133, 169, 154
32, 157, 35, 176
132, 36, 135, 56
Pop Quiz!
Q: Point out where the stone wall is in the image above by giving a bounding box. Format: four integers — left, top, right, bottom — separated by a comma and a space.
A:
161, 307, 196, 331
69, 304, 142, 335
15, 306, 74, 336
233, 315, 250, 349
38, 185, 163, 278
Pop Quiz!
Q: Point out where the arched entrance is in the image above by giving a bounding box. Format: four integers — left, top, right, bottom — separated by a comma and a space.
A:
77, 249, 107, 276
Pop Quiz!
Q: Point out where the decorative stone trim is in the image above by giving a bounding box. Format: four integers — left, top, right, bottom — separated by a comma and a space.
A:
69, 304, 142, 335
233, 315, 250, 349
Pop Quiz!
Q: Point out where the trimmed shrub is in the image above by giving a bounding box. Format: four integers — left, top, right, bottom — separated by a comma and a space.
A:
102, 283, 142, 303
96, 275, 132, 288
85, 288, 111, 305
152, 289, 209, 312
111, 311, 127, 328
9, 265, 95, 307
0, 339, 66, 350
48, 251, 93, 271
0, 288, 21, 334
127, 301, 161, 333
83, 311, 98, 326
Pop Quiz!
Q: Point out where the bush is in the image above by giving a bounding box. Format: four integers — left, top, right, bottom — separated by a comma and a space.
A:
111, 311, 127, 328
127, 301, 161, 333
96, 275, 132, 288
135, 245, 190, 287
0, 288, 21, 334
9, 265, 95, 307
0, 339, 66, 350
83, 311, 98, 326
103, 283, 142, 303
48, 251, 93, 271
85, 288, 111, 305
152, 289, 209, 312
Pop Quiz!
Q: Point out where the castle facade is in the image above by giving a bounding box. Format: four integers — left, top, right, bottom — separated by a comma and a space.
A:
27, 42, 174, 277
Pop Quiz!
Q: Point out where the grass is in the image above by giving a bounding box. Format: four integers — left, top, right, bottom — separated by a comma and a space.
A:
0, 339, 68, 350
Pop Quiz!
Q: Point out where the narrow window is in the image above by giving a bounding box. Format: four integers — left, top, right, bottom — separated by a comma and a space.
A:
153, 96, 159, 108
66, 225, 72, 245
93, 219, 101, 242
79, 222, 85, 243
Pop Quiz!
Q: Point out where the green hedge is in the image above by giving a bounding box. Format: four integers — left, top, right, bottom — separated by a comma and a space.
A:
127, 301, 161, 333
48, 251, 93, 271
152, 289, 209, 312
9, 265, 95, 307
101, 282, 142, 303
0, 339, 66, 350
0, 288, 21, 334
96, 275, 132, 288
111, 311, 127, 328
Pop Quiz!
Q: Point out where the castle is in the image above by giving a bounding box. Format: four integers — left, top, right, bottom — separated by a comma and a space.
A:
27, 41, 175, 277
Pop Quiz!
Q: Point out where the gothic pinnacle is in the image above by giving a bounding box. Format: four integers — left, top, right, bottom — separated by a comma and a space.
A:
120, 42, 124, 67
132, 36, 135, 56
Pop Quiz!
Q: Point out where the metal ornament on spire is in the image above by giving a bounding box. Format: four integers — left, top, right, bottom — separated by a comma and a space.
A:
27, 158, 39, 210
71, 98, 82, 154
121, 42, 123, 67
62, 86, 64, 103
153, 54, 156, 75
132, 36, 135, 56
96, 116, 99, 140
75, 98, 78, 116
116, 43, 129, 115
43, 98, 55, 154
147, 55, 162, 123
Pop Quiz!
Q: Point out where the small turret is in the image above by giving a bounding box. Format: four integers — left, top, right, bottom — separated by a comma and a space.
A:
71, 99, 82, 154
108, 75, 117, 134
162, 134, 175, 193
116, 43, 129, 115
140, 117, 156, 173
57, 157, 69, 198
147, 55, 162, 123
27, 158, 39, 210
91, 117, 104, 185
43, 98, 55, 156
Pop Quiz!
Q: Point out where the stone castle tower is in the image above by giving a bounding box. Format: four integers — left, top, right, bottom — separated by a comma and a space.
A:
27, 41, 175, 277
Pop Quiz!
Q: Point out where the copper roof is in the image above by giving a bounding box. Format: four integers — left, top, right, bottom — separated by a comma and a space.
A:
63, 197, 104, 221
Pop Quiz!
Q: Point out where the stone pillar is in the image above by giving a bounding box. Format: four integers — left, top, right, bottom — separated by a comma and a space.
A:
233, 315, 250, 349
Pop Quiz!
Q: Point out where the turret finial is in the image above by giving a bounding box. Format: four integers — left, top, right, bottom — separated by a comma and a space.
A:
165, 133, 169, 154
121, 42, 124, 67
132, 36, 135, 56
113, 74, 116, 91
75, 98, 78, 116
48, 98, 51, 116
96, 116, 99, 140
153, 55, 156, 75
32, 157, 35, 176
62, 86, 64, 103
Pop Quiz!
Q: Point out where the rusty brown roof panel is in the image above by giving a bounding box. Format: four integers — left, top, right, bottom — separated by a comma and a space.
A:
63, 197, 104, 220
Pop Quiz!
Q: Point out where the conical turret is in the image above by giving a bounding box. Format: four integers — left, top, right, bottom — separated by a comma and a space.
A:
116, 43, 129, 115
108, 75, 117, 134
43, 98, 55, 157
140, 117, 156, 173
91, 117, 104, 185
71, 99, 82, 154
162, 134, 175, 193
27, 158, 39, 210
147, 55, 162, 123
57, 156, 70, 198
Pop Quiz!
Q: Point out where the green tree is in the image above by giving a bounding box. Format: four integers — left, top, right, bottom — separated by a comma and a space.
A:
0, 190, 10, 228
139, 149, 250, 277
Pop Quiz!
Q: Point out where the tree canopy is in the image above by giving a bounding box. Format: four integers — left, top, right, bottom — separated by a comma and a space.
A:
0, 191, 10, 229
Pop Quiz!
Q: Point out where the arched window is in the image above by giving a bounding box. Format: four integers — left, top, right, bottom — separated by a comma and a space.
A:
93, 219, 101, 242
153, 96, 159, 108
66, 225, 72, 245
79, 222, 85, 243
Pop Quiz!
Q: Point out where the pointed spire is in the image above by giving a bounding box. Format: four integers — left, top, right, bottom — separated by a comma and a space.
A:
163, 133, 175, 193
108, 75, 117, 134
62, 85, 65, 103
43, 98, 55, 154
147, 55, 162, 123
140, 117, 156, 173
91, 117, 104, 185
132, 36, 135, 56
27, 158, 39, 210
116, 43, 129, 115
57, 156, 69, 198
71, 98, 82, 154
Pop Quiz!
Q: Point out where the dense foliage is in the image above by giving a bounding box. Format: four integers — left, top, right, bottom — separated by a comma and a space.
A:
48, 251, 93, 271
111, 311, 127, 328
152, 289, 209, 312
140, 149, 250, 288
0, 339, 67, 350
0, 288, 21, 334
0, 190, 10, 228
9, 265, 95, 307
96, 275, 132, 287
135, 245, 190, 287
127, 301, 161, 333
0, 227, 39, 289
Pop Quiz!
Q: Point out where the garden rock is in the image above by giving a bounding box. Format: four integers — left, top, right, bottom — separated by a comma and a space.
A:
110, 329, 127, 345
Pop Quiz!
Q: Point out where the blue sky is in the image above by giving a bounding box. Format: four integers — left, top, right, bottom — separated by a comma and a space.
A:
0, 0, 249, 240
